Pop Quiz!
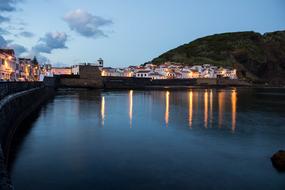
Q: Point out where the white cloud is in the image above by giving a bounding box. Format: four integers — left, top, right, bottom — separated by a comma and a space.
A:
64, 9, 112, 38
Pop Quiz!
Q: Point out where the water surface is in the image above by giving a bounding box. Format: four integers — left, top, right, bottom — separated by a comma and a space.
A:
9, 88, 285, 190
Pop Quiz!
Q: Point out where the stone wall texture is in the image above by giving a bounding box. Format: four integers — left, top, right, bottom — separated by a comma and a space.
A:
60, 78, 103, 88
103, 77, 249, 89
0, 82, 43, 100
79, 65, 102, 79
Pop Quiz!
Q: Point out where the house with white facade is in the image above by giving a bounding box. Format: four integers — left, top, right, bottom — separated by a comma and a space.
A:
149, 72, 165, 80
135, 70, 152, 78
190, 65, 203, 73
101, 67, 118, 76
224, 69, 237, 79
100, 61, 238, 80
201, 68, 217, 78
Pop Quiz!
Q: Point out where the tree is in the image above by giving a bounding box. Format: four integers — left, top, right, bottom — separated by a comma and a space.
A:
32, 56, 39, 65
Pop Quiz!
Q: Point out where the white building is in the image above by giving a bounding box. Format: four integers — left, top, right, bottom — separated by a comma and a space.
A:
190, 65, 203, 73
100, 61, 238, 80
97, 58, 104, 67
225, 69, 237, 79
181, 70, 191, 79
39, 64, 52, 81
71, 65, 80, 75
216, 68, 237, 79
201, 68, 217, 78
149, 72, 165, 80
101, 67, 125, 77
135, 70, 151, 78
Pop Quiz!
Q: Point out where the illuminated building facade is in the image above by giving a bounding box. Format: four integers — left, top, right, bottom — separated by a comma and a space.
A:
0, 49, 17, 81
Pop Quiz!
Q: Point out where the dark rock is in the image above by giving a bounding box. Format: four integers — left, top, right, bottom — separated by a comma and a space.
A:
271, 150, 285, 171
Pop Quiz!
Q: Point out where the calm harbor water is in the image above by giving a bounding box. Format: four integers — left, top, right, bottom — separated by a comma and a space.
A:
8, 88, 285, 190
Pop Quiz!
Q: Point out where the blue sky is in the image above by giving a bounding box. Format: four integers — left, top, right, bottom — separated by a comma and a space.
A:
0, 0, 285, 67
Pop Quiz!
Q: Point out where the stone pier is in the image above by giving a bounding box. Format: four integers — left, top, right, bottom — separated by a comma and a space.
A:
0, 82, 54, 190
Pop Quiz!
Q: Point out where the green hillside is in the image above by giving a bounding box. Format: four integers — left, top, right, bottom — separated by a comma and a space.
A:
151, 31, 285, 84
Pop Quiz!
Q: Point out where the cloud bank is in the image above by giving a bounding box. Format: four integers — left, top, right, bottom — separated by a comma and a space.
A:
0, 35, 7, 47
0, 34, 28, 56
1, 31, 68, 63
8, 43, 27, 55
64, 9, 112, 38
0, 15, 9, 23
0, 0, 21, 12
32, 32, 68, 54
0, 0, 21, 23
18, 31, 35, 38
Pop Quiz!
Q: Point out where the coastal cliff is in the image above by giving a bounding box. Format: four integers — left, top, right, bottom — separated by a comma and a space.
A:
151, 31, 285, 85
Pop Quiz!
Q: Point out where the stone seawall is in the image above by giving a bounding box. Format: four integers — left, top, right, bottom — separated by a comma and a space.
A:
196, 78, 217, 85
0, 86, 54, 190
48, 75, 250, 89
60, 78, 104, 88
0, 82, 43, 100
103, 77, 151, 89
103, 77, 198, 89
103, 77, 250, 89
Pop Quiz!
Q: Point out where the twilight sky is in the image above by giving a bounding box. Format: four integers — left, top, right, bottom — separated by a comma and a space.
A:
0, 0, 284, 67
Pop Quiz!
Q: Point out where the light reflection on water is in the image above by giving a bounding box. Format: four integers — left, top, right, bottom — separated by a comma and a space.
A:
218, 90, 225, 128
210, 89, 213, 127
100, 89, 238, 131
101, 96, 105, 126
129, 90, 133, 128
188, 91, 193, 128
9, 88, 285, 190
204, 90, 208, 128
232, 89, 237, 132
165, 91, 170, 127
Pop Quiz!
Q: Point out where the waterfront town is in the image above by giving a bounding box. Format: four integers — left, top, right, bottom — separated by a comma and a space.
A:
1, 0, 285, 189
0, 48, 237, 82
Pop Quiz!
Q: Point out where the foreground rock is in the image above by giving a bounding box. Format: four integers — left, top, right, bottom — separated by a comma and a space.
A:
271, 150, 285, 171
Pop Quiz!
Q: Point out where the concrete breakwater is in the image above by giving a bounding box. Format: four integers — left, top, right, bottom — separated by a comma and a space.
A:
0, 82, 54, 190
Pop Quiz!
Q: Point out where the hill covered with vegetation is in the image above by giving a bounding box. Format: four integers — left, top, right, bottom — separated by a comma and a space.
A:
151, 31, 285, 84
